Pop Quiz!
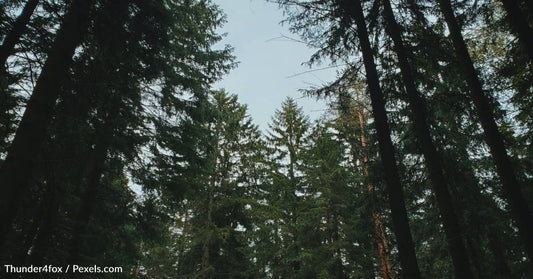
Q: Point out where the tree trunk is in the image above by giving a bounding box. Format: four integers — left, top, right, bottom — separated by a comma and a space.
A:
499, 0, 533, 60
201, 188, 214, 279
68, 131, 110, 264
27, 177, 62, 265
0, 0, 93, 248
0, 0, 39, 136
436, 0, 533, 267
331, 213, 345, 279
0, 0, 39, 71
27, 75, 96, 264
380, 0, 474, 278
355, 91, 394, 279
342, 0, 422, 278
487, 230, 512, 277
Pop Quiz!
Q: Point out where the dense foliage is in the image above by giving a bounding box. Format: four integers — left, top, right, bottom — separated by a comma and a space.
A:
0, 0, 532, 278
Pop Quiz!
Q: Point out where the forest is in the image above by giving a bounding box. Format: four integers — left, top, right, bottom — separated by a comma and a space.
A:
0, 0, 532, 278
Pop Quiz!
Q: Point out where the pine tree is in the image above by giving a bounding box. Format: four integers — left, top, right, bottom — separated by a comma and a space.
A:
379, 0, 474, 276
264, 97, 310, 278
172, 91, 263, 279
434, 0, 533, 265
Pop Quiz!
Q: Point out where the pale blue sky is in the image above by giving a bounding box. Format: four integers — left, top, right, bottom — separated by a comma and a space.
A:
214, 0, 338, 130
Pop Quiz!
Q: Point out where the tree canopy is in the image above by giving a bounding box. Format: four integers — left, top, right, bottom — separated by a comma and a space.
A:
0, 0, 532, 278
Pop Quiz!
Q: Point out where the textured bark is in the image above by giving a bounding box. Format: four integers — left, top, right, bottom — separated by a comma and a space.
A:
499, 0, 533, 60
0, 0, 93, 248
342, 0, 422, 277
380, 0, 473, 278
436, 0, 533, 266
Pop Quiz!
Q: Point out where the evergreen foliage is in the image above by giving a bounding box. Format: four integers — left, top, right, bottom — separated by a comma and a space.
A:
0, 0, 532, 278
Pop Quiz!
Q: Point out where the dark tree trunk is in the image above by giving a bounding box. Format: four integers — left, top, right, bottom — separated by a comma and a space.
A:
499, 0, 533, 60
436, 0, 533, 267
68, 134, 109, 264
0, 0, 93, 248
331, 214, 346, 279
0, 0, 40, 157
26, 73, 96, 265
0, 0, 39, 71
380, 1, 474, 278
342, 0, 422, 278
487, 230, 512, 277
27, 176, 62, 265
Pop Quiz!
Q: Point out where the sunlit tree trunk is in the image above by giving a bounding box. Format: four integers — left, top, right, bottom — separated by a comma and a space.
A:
341, 0, 422, 277
354, 91, 394, 279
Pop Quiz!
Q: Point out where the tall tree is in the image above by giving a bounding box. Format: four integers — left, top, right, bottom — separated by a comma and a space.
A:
0, 0, 39, 72
264, 97, 310, 278
0, 0, 94, 246
338, 0, 422, 277
379, 0, 473, 277
173, 91, 263, 279
434, 0, 533, 265
350, 89, 394, 279
299, 119, 355, 279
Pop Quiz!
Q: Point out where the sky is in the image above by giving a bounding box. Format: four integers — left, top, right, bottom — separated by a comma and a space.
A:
214, 0, 339, 130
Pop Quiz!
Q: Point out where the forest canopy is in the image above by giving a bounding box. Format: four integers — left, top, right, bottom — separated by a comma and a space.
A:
0, 0, 532, 278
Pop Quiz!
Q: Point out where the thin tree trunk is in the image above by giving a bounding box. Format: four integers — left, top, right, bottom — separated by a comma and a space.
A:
380, 0, 474, 278
436, 0, 533, 266
331, 213, 345, 279
176, 210, 190, 275
201, 188, 214, 279
499, 0, 533, 60
133, 241, 143, 278
0, 0, 93, 248
355, 92, 393, 279
342, 0, 422, 277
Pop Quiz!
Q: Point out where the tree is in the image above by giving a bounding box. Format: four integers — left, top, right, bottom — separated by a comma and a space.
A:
498, 0, 533, 60
379, 0, 474, 276
0, 0, 39, 72
0, 0, 95, 247
264, 97, 310, 278
171, 91, 263, 279
338, 1, 422, 277
434, 0, 533, 266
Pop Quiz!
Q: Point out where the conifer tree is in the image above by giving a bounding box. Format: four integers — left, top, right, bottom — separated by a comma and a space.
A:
0, 0, 95, 247
434, 0, 533, 265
